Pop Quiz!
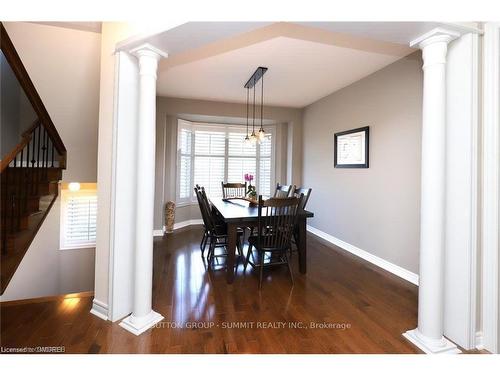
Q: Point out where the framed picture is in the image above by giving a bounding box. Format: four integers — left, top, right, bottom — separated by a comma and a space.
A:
334, 126, 369, 168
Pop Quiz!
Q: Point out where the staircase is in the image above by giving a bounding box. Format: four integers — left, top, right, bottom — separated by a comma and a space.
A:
1, 23, 67, 294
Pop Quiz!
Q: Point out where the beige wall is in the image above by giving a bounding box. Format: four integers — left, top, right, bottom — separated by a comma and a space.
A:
154, 96, 302, 230
0, 196, 95, 302
1, 23, 101, 300
4, 22, 101, 182
302, 51, 423, 273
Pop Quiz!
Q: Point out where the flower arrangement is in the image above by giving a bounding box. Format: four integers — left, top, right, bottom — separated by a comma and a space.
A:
244, 173, 257, 200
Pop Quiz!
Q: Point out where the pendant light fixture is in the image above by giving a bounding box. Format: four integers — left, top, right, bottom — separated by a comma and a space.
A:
244, 87, 250, 144
257, 70, 265, 142
243, 67, 268, 144
250, 77, 257, 144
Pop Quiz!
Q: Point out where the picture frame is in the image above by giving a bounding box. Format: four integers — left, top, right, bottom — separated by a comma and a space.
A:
334, 126, 370, 168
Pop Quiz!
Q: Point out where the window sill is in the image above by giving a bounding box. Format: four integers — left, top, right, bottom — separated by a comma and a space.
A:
175, 201, 197, 208
59, 246, 96, 251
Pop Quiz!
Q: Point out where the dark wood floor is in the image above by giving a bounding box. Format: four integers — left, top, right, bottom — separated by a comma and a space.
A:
1, 226, 423, 354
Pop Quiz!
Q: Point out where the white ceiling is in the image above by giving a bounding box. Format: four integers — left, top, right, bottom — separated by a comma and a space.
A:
119, 21, 478, 108
156, 36, 407, 108
32, 22, 102, 33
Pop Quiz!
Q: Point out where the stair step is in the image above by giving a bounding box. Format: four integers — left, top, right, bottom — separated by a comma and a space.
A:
1, 181, 58, 197
0, 167, 62, 181
1, 216, 29, 232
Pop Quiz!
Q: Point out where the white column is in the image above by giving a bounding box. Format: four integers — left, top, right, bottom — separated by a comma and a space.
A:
403, 28, 461, 354
119, 43, 167, 335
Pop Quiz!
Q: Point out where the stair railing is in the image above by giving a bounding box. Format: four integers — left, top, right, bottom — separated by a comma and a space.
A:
0, 23, 67, 292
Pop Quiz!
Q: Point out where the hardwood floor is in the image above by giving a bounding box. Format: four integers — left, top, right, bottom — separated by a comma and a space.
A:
1, 226, 422, 354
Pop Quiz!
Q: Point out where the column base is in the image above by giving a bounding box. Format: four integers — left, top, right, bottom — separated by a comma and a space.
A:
403, 328, 462, 354
119, 310, 164, 336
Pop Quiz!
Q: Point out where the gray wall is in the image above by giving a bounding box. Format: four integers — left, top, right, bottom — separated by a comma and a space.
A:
302, 51, 423, 273
154, 97, 302, 230
1, 52, 37, 159
0, 23, 101, 300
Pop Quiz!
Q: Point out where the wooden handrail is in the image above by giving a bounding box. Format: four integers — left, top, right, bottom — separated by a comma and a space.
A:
0, 120, 41, 173
0, 135, 33, 173
0, 22, 67, 163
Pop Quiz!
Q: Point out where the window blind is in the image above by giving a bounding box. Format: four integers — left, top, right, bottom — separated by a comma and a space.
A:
177, 121, 275, 203
61, 193, 97, 249
178, 125, 192, 200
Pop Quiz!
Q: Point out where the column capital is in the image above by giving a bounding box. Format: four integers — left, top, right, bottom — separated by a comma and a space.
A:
129, 43, 167, 79
410, 28, 460, 49
129, 43, 168, 60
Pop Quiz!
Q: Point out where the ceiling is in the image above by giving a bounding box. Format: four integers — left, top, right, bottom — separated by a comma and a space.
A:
157, 36, 407, 107
120, 21, 479, 108
32, 22, 102, 33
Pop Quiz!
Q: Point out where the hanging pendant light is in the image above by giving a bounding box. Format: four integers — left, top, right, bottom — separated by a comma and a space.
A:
243, 67, 268, 144
244, 87, 250, 144
250, 77, 257, 144
257, 69, 265, 142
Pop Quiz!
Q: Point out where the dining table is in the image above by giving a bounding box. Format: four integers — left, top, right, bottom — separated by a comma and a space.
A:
210, 198, 314, 283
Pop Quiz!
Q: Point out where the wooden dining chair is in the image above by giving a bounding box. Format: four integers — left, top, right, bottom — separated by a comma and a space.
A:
290, 187, 312, 255
274, 183, 295, 198
194, 185, 209, 256
221, 182, 247, 199
195, 186, 243, 268
293, 187, 312, 211
244, 195, 301, 289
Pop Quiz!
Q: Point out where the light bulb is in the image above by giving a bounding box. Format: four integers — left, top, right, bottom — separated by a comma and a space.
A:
68, 182, 81, 192
257, 128, 265, 141
250, 132, 257, 144
244, 135, 250, 144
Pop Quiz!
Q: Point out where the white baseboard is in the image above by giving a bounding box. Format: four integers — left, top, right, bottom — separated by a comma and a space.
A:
153, 229, 164, 237
173, 219, 203, 231
154, 220, 203, 236
475, 331, 484, 350
307, 225, 419, 286
119, 310, 164, 336
90, 298, 108, 321
403, 329, 461, 354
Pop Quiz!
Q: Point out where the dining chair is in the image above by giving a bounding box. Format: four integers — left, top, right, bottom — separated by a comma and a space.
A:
290, 187, 312, 255
293, 187, 312, 210
221, 182, 247, 199
274, 183, 295, 198
244, 195, 301, 289
195, 186, 243, 268
194, 185, 209, 256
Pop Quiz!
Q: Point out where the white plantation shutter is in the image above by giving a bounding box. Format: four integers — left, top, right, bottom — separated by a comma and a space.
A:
193, 129, 226, 198
228, 131, 256, 185
61, 191, 97, 249
176, 120, 275, 203
177, 123, 193, 202
259, 133, 273, 197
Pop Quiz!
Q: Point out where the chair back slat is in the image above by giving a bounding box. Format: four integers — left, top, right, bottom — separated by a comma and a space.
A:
293, 187, 312, 211
274, 183, 295, 198
221, 182, 247, 199
257, 195, 301, 251
195, 185, 216, 231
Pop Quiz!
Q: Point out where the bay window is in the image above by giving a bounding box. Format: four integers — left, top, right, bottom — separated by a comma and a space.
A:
177, 120, 275, 204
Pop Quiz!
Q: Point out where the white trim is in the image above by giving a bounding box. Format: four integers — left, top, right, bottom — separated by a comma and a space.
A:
153, 229, 164, 237
128, 43, 168, 59
442, 32, 480, 350
119, 310, 164, 336
466, 32, 479, 350
90, 298, 109, 321
475, 331, 485, 351
403, 329, 461, 354
173, 219, 203, 231
410, 27, 460, 48
307, 225, 419, 286
482, 22, 500, 354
